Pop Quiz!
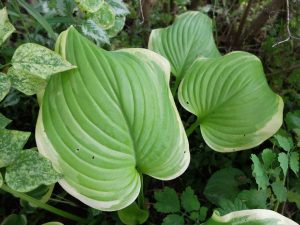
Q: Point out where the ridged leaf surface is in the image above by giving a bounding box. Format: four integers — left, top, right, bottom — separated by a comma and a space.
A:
36, 27, 189, 211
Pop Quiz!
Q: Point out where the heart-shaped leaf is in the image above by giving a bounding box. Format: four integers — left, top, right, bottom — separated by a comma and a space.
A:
5, 149, 61, 192
148, 11, 220, 81
36, 27, 189, 211
0, 7, 15, 46
203, 209, 298, 225
178, 51, 283, 152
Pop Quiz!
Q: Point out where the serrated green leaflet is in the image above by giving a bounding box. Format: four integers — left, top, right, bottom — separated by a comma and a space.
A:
5, 149, 61, 192
178, 51, 283, 152
271, 181, 287, 202
36, 27, 189, 211
8, 67, 47, 96
0, 7, 15, 46
154, 187, 180, 213
162, 214, 184, 225
90, 2, 115, 30
290, 152, 299, 175
0, 113, 11, 128
12, 43, 76, 79
0, 128, 30, 168
203, 210, 298, 225
148, 11, 220, 80
278, 152, 289, 176
251, 154, 269, 190
181, 186, 200, 212
0, 72, 11, 101
75, 0, 104, 13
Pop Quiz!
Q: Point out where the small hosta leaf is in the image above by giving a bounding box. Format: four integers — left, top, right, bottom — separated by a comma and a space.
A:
8, 67, 47, 96
117, 202, 149, 225
179, 52, 283, 152
107, 16, 125, 38
162, 214, 184, 225
271, 181, 287, 202
181, 186, 200, 212
149, 11, 220, 79
89, 2, 115, 30
0, 72, 11, 101
81, 19, 110, 45
202, 209, 298, 225
5, 149, 61, 192
204, 168, 247, 205
0, 129, 30, 168
251, 154, 269, 190
106, 0, 129, 16
75, 0, 104, 13
261, 148, 276, 169
237, 189, 267, 209
274, 134, 293, 152
154, 187, 180, 213
0, 7, 15, 46
12, 43, 75, 79
278, 152, 289, 177
290, 152, 299, 175
0, 113, 11, 128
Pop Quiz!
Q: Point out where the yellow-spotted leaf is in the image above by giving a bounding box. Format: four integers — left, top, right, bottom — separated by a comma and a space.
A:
0, 7, 15, 46
203, 210, 298, 225
0, 72, 11, 101
75, 0, 104, 13
35, 27, 190, 211
178, 51, 283, 152
148, 11, 220, 80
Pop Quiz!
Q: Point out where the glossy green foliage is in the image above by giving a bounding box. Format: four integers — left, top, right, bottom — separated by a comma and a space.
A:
149, 11, 220, 80
178, 51, 283, 152
203, 210, 298, 225
36, 27, 189, 211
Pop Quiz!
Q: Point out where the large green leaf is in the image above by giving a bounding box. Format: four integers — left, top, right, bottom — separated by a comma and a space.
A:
0, 7, 15, 46
5, 149, 61, 192
202, 210, 298, 225
178, 51, 283, 152
35, 27, 189, 211
148, 11, 220, 80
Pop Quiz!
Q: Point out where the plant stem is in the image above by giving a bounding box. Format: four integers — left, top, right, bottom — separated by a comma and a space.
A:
137, 173, 145, 209
1, 184, 85, 222
171, 77, 181, 97
186, 118, 200, 137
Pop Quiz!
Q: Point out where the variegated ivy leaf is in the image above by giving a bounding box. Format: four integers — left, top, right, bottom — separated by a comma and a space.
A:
0, 113, 11, 128
12, 43, 76, 79
0, 7, 15, 46
90, 2, 116, 30
203, 210, 298, 225
0, 128, 30, 168
75, 0, 104, 13
107, 16, 125, 38
149, 11, 220, 80
81, 19, 110, 45
106, 0, 129, 16
5, 149, 62, 192
8, 67, 47, 96
0, 72, 11, 101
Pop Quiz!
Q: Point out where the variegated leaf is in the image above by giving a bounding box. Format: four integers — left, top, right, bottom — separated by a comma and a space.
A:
106, 0, 129, 16
0, 7, 15, 46
0, 72, 11, 101
5, 148, 62, 192
0, 113, 11, 128
107, 16, 125, 38
75, 0, 104, 13
81, 19, 110, 45
90, 2, 115, 30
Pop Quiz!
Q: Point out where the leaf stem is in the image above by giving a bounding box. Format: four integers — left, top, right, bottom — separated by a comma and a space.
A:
186, 118, 200, 137
1, 184, 85, 222
137, 173, 145, 209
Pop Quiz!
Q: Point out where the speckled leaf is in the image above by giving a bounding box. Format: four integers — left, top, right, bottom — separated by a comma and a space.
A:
90, 2, 115, 30
81, 19, 110, 45
0, 72, 11, 101
5, 149, 61, 192
178, 52, 283, 152
11, 43, 76, 79
0, 129, 30, 168
0, 113, 11, 128
202, 210, 298, 225
75, 0, 104, 13
107, 16, 125, 38
106, 0, 129, 16
0, 7, 15, 46
8, 67, 47, 96
149, 11, 220, 80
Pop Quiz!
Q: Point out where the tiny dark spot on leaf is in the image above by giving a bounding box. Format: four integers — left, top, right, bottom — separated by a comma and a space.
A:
76, 148, 80, 152
186, 101, 189, 104
92, 156, 95, 159
243, 134, 246, 136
